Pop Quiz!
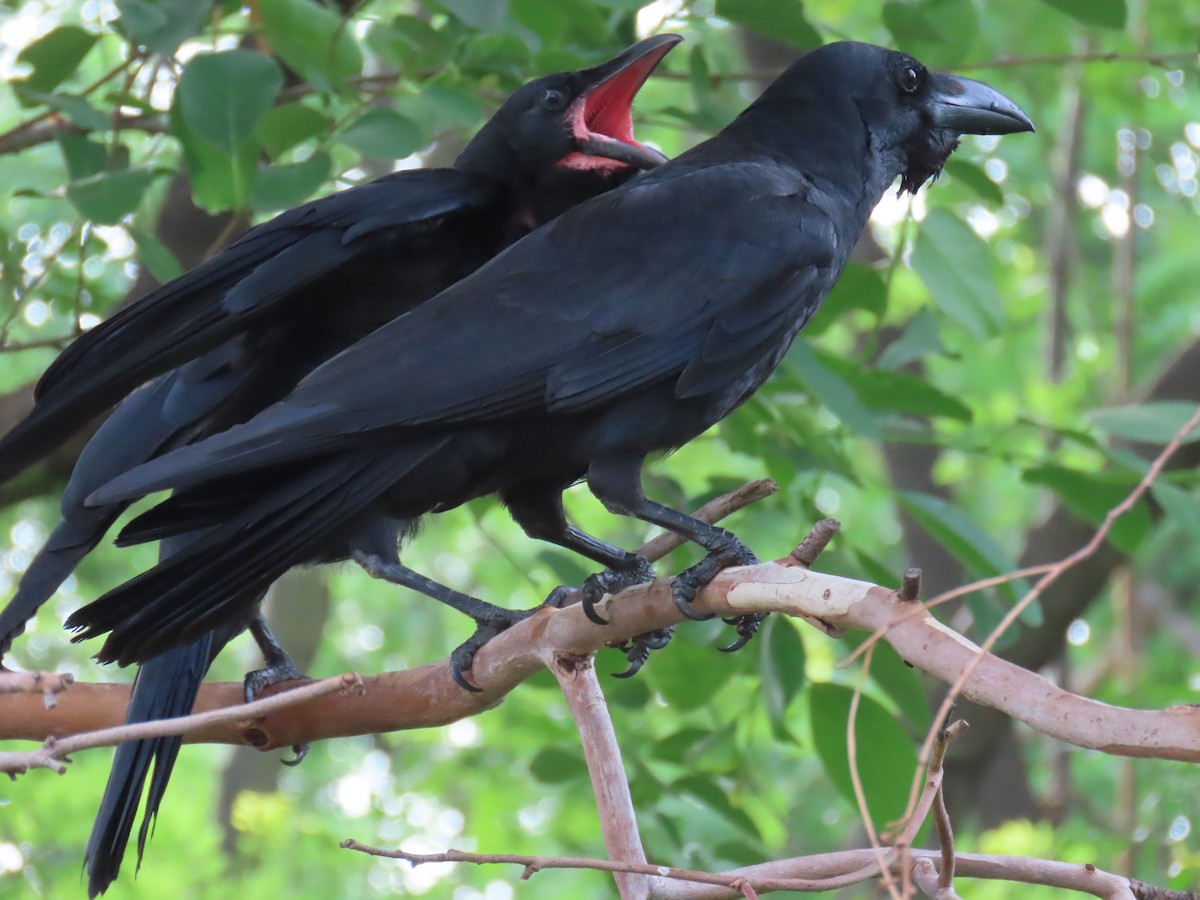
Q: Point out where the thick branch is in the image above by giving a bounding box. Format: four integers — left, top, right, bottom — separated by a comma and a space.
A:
2, 556, 1196, 760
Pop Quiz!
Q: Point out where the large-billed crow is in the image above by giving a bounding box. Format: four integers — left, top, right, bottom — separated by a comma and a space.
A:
78, 40, 1031, 711
0, 35, 679, 897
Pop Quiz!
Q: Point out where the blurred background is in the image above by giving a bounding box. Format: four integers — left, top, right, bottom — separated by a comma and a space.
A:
0, 0, 1197, 896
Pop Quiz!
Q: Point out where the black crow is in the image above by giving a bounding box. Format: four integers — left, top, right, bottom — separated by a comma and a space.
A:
0, 35, 679, 898
78, 40, 1031, 709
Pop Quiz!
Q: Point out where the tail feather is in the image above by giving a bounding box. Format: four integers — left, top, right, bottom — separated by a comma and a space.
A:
0, 511, 119, 658
84, 634, 214, 898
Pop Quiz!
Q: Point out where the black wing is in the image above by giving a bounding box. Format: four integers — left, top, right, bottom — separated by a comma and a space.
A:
0, 168, 503, 483
93, 161, 839, 503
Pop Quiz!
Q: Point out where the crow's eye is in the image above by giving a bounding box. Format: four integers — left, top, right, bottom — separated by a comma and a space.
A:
897, 65, 922, 94
540, 89, 569, 111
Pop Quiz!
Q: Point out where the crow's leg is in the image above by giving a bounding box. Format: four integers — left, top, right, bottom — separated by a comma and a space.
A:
504, 484, 656, 625
588, 456, 762, 651
245, 612, 311, 765
351, 550, 534, 692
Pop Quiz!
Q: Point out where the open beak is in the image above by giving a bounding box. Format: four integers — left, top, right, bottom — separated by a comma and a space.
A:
567, 34, 682, 171
928, 73, 1035, 136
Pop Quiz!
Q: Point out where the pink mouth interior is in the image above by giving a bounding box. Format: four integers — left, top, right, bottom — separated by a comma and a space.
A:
579, 43, 671, 148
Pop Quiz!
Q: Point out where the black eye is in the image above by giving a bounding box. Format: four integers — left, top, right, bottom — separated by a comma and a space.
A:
540, 89, 568, 111
897, 65, 922, 94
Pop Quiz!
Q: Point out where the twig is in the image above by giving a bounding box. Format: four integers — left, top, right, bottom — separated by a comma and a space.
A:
549, 654, 650, 900
0, 672, 361, 778
930, 722, 968, 900
638, 479, 778, 563
339, 842, 1172, 898
906, 403, 1200, 826
845, 642, 900, 899
954, 50, 1199, 70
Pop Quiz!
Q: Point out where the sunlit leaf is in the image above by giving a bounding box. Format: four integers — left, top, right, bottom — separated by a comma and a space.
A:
911, 208, 1004, 339
177, 51, 284, 154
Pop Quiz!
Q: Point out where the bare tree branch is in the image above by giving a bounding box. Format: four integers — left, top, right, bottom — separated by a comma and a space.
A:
339, 843, 1169, 899
3, 556, 1196, 761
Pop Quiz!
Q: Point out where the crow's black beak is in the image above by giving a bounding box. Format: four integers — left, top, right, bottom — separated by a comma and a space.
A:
928, 73, 1035, 136
568, 34, 682, 171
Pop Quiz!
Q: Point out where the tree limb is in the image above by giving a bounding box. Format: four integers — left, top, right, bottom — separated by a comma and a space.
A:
2, 553, 1196, 762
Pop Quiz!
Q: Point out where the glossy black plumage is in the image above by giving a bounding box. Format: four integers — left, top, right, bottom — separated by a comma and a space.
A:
77, 43, 1032, 676
0, 35, 679, 898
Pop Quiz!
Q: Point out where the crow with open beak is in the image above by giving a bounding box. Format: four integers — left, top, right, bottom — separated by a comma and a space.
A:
0, 35, 679, 897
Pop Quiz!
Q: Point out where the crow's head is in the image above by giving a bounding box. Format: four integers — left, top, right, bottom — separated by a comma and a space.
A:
750, 41, 1033, 195
458, 35, 680, 180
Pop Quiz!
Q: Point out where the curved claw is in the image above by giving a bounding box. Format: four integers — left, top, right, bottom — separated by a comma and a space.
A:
613, 627, 674, 678
450, 659, 483, 693
582, 591, 610, 625
676, 592, 710, 619
282, 743, 310, 766
718, 613, 767, 653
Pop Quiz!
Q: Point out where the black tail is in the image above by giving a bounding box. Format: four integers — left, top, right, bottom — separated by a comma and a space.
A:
67, 441, 445, 666
84, 633, 214, 897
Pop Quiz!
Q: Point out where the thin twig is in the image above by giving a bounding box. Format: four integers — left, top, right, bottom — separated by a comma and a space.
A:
638, 479, 778, 563
954, 50, 1199, 70
340, 842, 1171, 898
0, 672, 361, 778
906, 403, 1200, 827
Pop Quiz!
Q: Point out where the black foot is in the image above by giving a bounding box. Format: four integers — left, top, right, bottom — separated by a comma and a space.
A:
613, 627, 674, 678
672, 538, 759, 620
547, 556, 657, 625
449, 606, 540, 693
243, 658, 312, 766
719, 613, 767, 652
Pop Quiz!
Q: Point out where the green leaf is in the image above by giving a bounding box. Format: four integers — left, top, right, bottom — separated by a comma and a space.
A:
759, 617, 806, 732
250, 153, 331, 213
786, 342, 882, 440
1022, 465, 1153, 555
58, 134, 109, 180
911, 209, 1003, 339
258, 0, 363, 91
809, 683, 918, 824
897, 491, 1026, 606
1089, 402, 1200, 445
177, 51, 283, 155
529, 746, 583, 783
877, 308, 946, 370
256, 103, 331, 158
942, 160, 1005, 205
644, 639, 736, 712
674, 775, 761, 838
114, 0, 212, 55
338, 109, 424, 160
171, 103, 258, 212
882, 0, 979, 65
442, 0, 509, 29
1039, 0, 1126, 29
806, 263, 886, 336
66, 169, 156, 224
844, 634, 931, 731
14, 26, 97, 96
826, 358, 973, 422
716, 0, 821, 49
130, 228, 182, 283
1152, 483, 1200, 543
32, 92, 109, 131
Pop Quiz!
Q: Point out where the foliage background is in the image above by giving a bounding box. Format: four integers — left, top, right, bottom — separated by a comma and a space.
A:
0, 0, 1198, 897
